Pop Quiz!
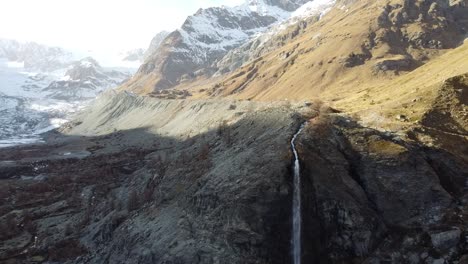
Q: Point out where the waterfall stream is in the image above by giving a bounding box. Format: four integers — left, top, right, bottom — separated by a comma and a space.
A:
291, 123, 306, 264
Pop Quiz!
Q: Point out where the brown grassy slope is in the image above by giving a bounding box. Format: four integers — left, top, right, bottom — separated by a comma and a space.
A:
201, 0, 467, 104
332, 41, 468, 128
337, 41, 468, 160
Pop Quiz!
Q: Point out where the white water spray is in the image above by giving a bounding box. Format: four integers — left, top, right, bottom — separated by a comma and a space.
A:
291, 123, 306, 264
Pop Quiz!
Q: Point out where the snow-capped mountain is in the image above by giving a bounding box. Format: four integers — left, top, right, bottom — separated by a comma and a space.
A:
44, 57, 131, 100
0, 56, 130, 147
0, 39, 74, 72
131, 0, 314, 92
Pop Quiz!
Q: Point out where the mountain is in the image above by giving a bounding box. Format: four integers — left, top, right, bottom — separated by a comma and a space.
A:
0, 56, 131, 146
0, 39, 73, 71
123, 0, 316, 93
44, 57, 131, 100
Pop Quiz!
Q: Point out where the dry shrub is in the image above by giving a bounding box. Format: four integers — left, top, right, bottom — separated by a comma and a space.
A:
0, 214, 19, 240
217, 120, 232, 146
64, 224, 73, 236
47, 239, 87, 261
78, 207, 92, 229
26, 182, 53, 193
22, 211, 37, 234
127, 190, 140, 211
142, 186, 155, 204
310, 102, 335, 137
0, 183, 11, 197
48, 175, 72, 190
198, 143, 211, 161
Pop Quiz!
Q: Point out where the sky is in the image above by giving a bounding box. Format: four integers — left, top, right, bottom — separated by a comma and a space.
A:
0, 0, 244, 64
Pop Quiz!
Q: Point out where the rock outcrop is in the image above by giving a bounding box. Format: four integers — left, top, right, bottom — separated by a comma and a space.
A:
297, 114, 467, 263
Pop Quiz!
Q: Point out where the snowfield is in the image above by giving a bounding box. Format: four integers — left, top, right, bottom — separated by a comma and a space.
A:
0, 58, 128, 148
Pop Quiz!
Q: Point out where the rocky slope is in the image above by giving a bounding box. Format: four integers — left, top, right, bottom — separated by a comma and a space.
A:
0, 93, 307, 263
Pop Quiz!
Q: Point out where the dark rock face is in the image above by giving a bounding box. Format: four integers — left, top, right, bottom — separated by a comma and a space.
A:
297, 116, 467, 263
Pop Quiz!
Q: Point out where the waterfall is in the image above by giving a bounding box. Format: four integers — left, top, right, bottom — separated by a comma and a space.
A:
291, 123, 306, 264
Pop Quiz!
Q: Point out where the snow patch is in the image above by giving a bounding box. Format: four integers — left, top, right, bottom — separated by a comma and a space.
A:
291, 0, 336, 19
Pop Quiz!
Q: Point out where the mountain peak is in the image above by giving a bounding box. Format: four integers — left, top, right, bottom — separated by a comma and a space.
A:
124, 0, 332, 93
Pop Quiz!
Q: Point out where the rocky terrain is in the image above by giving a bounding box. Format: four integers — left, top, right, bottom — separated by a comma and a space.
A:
0, 91, 466, 263
0, 93, 307, 263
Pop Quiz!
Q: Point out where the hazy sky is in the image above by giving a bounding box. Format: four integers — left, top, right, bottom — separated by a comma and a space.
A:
0, 0, 244, 54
